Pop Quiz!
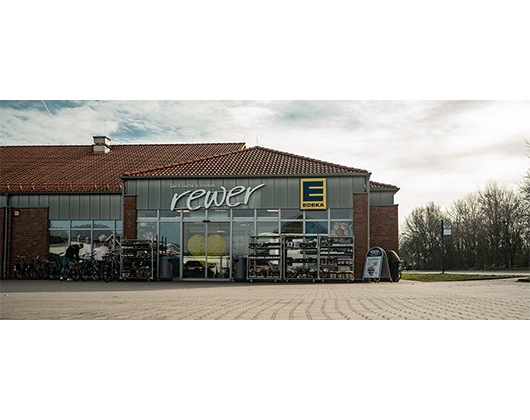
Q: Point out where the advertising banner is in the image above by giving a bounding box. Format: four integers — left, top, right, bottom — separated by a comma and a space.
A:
362, 247, 391, 282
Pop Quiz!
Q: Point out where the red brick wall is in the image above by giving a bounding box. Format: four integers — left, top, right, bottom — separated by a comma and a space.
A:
370, 205, 399, 253
123, 195, 137, 240
0, 208, 4, 279
353, 193, 368, 279
354, 195, 399, 279
8, 208, 49, 278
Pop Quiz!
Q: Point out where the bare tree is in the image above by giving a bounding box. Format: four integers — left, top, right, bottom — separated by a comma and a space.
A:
449, 193, 483, 268
400, 202, 445, 269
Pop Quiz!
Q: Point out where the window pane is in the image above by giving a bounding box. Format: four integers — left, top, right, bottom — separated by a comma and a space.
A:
233, 209, 254, 219
281, 209, 303, 220
92, 232, 111, 260
72, 220, 91, 228
257, 209, 279, 219
330, 221, 353, 237
49, 230, 69, 255
50, 220, 69, 229
93, 220, 113, 229
257, 221, 279, 235
330, 209, 353, 219
306, 221, 328, 234
304, 210, 328, 220
137, 222, 157, 241
160, 222, 181, 255
137, 210, 157, 218
160, 210, 181, 219
281, 221, 303, 234
208, 209, 230, 220
233, 221, 254, 256
182, 209, 205, 219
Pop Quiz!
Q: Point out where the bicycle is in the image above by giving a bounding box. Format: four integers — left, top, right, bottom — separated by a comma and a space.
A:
62, 258, 81, 281
79, 251, 100, 281
13, 255, 37, 280
101, 252, 120, 282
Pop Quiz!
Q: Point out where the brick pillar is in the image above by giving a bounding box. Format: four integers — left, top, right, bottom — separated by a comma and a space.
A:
353, 193, 368, 280
370, 205, 399, 253
123, 195, 137, 240
9, 208, 49, 278
0, 208, 5, 279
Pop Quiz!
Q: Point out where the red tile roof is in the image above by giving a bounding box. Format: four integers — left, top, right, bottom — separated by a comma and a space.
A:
370, 181, 399, 191
124, 146, 371, 177
0, 143, 245, 193
1, 142, 398, 193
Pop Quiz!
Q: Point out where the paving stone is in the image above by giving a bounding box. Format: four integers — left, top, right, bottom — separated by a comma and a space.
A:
1, 279, 529, 320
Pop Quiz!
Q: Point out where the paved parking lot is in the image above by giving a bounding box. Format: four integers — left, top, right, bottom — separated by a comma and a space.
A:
1, 277, 529, 320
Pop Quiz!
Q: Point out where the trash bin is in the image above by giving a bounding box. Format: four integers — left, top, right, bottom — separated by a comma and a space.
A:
170, 256, 180, 278
234, 256, 247, 281
159, 256, 173, 280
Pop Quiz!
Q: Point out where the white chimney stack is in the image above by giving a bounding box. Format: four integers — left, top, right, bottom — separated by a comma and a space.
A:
93, 135, 111, 154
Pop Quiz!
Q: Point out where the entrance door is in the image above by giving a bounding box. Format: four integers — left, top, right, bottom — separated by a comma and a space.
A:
182, 221, 231, 280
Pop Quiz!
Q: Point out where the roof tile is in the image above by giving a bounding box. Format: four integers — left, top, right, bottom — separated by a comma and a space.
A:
1, 142, 399, 192
124, 146, 370, 177
0, 143, 245, 193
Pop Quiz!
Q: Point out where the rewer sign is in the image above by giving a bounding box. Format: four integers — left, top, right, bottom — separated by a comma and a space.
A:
170, 184, 266, 211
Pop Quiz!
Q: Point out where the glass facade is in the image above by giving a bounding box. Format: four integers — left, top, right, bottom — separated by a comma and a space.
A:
136, 208, 354, 279
49, 219, 123, 256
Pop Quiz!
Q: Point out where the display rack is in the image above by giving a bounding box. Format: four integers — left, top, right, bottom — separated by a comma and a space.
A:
319, 235, 354, 281
283, 235, 319, 281
247, 234, 354, 282
247, 235, 282, 282
120, 239, 156, 281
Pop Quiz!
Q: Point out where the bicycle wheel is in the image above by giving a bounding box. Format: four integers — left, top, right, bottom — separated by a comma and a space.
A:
70, 264, 80, 281
14, 265, 23, 280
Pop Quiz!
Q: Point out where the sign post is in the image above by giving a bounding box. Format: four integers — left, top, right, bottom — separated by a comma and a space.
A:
441, 219, 452, 273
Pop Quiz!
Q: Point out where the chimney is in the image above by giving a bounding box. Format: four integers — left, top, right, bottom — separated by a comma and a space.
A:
93, 135, 111, 154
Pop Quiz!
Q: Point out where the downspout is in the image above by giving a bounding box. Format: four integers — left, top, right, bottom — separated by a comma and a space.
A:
366, 174, 371, 250
3, 193, 9, 279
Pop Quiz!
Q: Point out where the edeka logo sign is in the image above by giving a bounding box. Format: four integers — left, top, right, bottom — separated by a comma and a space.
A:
300, 178, 327, 210
170, 184, 265, 211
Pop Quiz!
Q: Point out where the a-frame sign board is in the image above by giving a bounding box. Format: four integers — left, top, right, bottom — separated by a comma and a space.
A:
362, 247, 392, 282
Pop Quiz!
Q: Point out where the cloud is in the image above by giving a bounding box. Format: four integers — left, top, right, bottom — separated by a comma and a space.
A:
1, 100, 529, 227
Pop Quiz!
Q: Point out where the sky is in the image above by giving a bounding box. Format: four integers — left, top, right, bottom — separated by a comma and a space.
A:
1, 100, 529, 226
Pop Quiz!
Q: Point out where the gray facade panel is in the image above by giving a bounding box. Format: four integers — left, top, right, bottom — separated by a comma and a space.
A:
70, 195, 81, 219
59, 196, 70, 219
49, 196, 60, 219
353, 177, 366, 193
339, 178, 354, 208
110, 195, 122, 219
136, 181, 150, 209
370, 191, 395, 206
287, 178, 300, 208
132, 175, 366, 211
273, 178, 288, 208
28, 195, 40, 207
126, 180, 137, 196
3, 193, 122, 219
90, 195, 101, 219
148, 179, 161, 209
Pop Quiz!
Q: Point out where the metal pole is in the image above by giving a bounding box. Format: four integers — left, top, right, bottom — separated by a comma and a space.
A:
441, 220, 445, 274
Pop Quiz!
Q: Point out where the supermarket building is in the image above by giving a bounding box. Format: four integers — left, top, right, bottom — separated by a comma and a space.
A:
1, 136, 399, 281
